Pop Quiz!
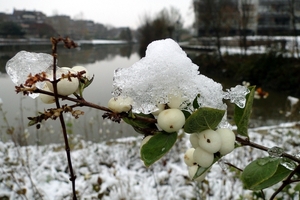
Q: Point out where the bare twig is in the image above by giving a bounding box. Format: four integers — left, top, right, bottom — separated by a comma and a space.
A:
224, 162, 243, 172
51, 36, 77, 200
236, 135, 300, 163
32, 87, 157, 124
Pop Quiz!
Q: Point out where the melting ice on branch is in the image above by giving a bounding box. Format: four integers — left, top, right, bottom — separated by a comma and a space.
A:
5, 51, 55, 98
223, 85, 250, 108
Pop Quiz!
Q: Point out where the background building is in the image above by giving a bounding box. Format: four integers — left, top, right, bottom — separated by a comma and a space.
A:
193, 0, 300, 36
0, 9, 133, 40
257, 0, 300, 35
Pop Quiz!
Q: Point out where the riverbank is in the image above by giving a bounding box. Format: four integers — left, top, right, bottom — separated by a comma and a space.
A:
0, 38, 129, 47
191, 52, 300, 97
0, 38, 50, 46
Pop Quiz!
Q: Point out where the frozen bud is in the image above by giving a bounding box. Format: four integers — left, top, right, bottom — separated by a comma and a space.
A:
39, 84, 55, 104
198, 129, 222, 154
193, 147, 214, 168
167, 93, 185, 109
108, 96, 133, 113
151, 103, 166, 116
216, 128, 236, 155
189, 133, 200, 148
184, 148, 196, 166
72, 66, 90, 79
157, 108, 185, 133
46, 67, 79, 96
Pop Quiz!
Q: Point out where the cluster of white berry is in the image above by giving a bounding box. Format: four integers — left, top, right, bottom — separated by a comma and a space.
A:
184, 128, 236, 181
40, 66, 89, 104
108, 91, 236, 183
108, 93, 187, 133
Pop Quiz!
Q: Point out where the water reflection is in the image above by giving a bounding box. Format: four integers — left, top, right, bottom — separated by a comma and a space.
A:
0, 44, 136, 73
0, 44, 140, 145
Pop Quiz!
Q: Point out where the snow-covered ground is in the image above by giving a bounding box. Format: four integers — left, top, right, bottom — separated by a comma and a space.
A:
0, 122, 300, 200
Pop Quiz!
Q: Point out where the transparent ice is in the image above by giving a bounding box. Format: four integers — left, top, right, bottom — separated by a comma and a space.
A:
5, 51, 55, 98
257, 158, 270, 166
295, 152, 300, 159
280, 158, 296, 170
112, 38, 227, 114
217, 158, 229, 171
223, 85, 250, 108
268, 146, 284, 157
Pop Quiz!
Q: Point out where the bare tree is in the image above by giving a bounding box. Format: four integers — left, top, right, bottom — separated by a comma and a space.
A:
238, 0, 253, 55
158, 7, 183, 40
194, 0, 237, 61
137, 7, 183, 57
287, 0, 300, 58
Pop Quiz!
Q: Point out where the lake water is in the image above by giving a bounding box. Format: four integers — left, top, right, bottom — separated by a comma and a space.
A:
0, 44, 142, 145
0, 44, 295, 145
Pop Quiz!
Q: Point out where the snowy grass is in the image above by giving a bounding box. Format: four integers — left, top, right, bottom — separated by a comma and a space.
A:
0, 122, 300, 200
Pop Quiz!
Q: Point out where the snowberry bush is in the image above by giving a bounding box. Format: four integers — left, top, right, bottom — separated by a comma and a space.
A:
5, 36, 300, 200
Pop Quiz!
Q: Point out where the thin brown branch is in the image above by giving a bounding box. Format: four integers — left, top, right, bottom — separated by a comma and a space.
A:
51, 36, 77, 200
34, 88, 157, 124
289, 179, 300, 183
224, 162, 243, 172
236, 135, 300, 163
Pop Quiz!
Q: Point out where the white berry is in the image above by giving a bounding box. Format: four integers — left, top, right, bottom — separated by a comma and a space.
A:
39, 84, 55, 104
108, 96, 133, 113
46, 67, 79, 96
188, 165, 208, 182
193, 147, 214, 168
151, 103, 166, 116
184, 148, 196, 166
72, 66, 90, 79
216, 128, 236, 155
167, 94, 185, 109
157, 108, 185, 133
189, 133, 200, 148
198, 129, 222, 154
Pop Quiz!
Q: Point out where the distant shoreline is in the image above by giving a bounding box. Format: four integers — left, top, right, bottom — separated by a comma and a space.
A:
0, 38, 130, 46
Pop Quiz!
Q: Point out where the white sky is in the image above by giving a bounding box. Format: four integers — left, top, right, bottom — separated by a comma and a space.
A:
0, 0, 195, 29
